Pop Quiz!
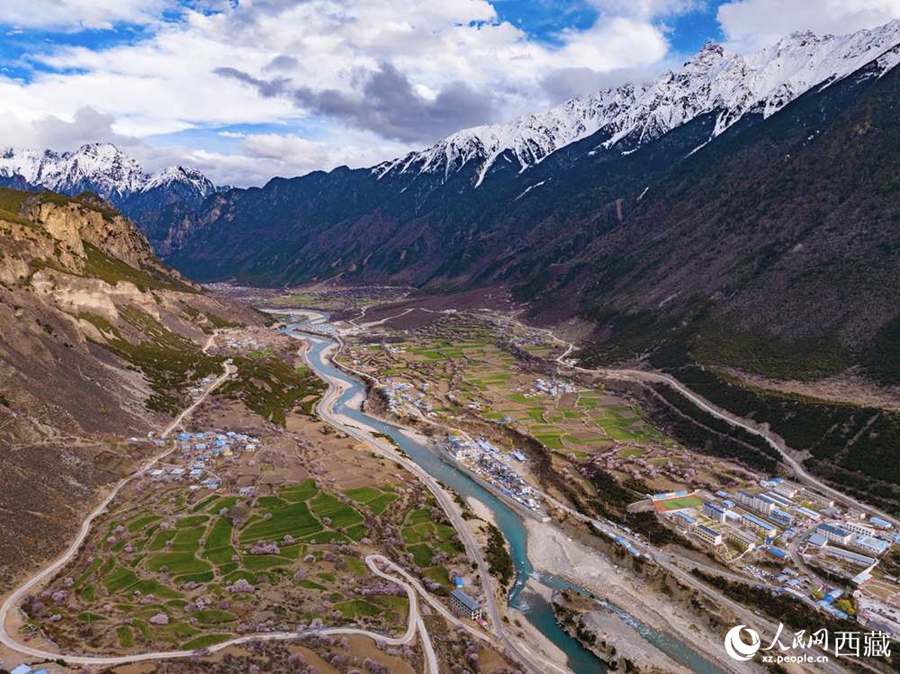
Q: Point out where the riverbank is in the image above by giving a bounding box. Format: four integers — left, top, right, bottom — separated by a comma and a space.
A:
295, 319, 740, 674
553, 588, 692, 674
510, 580, 571, 667
523, 518, 745, 674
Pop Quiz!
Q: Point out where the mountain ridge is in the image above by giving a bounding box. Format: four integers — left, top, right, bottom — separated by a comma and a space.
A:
150, 22, 900, 395
0, 142, 220, 223
372, 20, 900, 187
0, 186, 263, 583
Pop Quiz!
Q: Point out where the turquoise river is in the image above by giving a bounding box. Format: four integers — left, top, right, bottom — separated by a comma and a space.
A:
288, 320, 727, 674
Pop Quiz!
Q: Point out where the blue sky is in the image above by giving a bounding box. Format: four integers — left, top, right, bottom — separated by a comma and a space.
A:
1, 1, 726, 81
0, 0, 897, 185
492, 0, 724, 51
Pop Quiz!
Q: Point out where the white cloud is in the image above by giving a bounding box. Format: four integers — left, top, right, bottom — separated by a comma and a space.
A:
717, 0, 900, 51
0, 0, 170, 31
134, 130, 417, 186
0, 0, 687, 185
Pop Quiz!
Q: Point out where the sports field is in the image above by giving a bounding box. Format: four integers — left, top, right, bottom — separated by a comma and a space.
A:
653, 495, 703, 512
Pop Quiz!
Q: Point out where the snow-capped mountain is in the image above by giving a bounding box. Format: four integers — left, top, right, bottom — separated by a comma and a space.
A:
139, 166, 218, 205
0, 144, 146, 202
375, 20, 900, 186
0, 143, 219, 210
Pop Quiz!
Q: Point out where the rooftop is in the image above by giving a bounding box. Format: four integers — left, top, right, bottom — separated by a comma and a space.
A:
818, 523, 851, 537
451, 589, 481, 611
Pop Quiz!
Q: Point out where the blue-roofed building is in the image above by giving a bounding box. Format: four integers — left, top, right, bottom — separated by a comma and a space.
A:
853, 535, 890, 556
450, 589, 482, 620
673, 511, 696, 529
869, 516, 893, 529
765, 546, 787, 559
817, 600, 849, 620
11, 665, 33, 674
824, 547, 876, 568
703, 502, 729, 523
818, 523, 853, 545
824, 588, 844, 603
807, 532, 828, 549
695, 525, 723, 546
796, 506, 821, 521
735, 491, 777, 515
741, 513, 778, 537
770, 509, 795, 527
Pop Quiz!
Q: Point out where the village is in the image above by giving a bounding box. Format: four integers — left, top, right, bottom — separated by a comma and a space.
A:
444, 435, 542, 514
0, 318, 524, 674
650, 476, 900, 635
6, 406, 498, 666
333, 307, 900, 646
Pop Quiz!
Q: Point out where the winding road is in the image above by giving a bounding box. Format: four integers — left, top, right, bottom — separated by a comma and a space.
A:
1, 553, 434, 670
0, 327, 455, 674
543, 330, 900, 530
0, 354, 234, 664
4, 308, 870, 674
294, 324, 570, 674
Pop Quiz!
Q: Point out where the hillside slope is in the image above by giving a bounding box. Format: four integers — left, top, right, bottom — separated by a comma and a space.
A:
528, 47, 900, 375
162, 36, 900, 379
0, 188, 262, 585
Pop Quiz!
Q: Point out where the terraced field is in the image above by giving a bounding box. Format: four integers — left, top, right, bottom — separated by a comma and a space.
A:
351, 324, 673, 462
345, 485, 399, 516
30, 477, 423, 654
399, 498, 464, 584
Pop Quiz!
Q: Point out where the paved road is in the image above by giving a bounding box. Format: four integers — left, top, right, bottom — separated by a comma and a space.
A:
348, 307, 416, 332
0, 355, 234, 663
539, 328, 900, 530
303, 312, 862, 674
0, 553, 431, 668
302, 313, 829, 674
292, 322, 569, 674
0, 329, 448, 672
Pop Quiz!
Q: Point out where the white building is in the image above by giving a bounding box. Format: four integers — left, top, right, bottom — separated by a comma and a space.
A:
842, 521, 875, 537
726, 528, 757, 551
853, 535, 890, 556
735, 491, 776, 515
741, 513, 778, 538
695, 525, 723, 546
703, 502, 729, 523
773, 481, 800, 498
817, 523, 853, 545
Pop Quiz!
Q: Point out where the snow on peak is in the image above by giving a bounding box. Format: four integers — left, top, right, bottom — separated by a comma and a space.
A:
142, 165, 216, 197
375, 20, 900, 186
0, 143, 218, 204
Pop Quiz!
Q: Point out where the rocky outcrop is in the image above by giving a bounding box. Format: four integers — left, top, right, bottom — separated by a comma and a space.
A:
0, 187, 263, 587
552, 590, 692, 674
25, 197, 167, 271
